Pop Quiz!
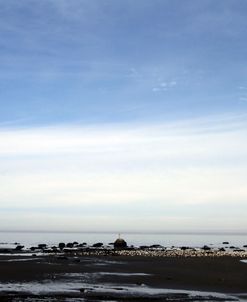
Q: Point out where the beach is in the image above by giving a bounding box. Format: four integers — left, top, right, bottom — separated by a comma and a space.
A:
0, 233, 247, 301
0, 252, 246, 301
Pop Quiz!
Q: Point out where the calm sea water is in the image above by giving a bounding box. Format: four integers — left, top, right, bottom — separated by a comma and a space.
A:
0, 231, 247, 249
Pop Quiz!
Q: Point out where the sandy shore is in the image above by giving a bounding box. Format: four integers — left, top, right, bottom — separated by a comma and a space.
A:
0, 254, 246, 301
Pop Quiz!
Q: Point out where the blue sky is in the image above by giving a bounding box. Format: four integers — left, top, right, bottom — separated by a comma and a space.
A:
1, 0, 247, 125
0, 0, 247, 233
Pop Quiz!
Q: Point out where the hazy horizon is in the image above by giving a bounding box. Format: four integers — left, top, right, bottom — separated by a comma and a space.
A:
1, 229, 247, 235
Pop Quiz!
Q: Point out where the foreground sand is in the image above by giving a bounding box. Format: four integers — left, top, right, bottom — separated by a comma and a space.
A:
0, 254, 246, 301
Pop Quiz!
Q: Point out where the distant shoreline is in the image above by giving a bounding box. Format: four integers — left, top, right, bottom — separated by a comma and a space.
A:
1, 239, 247, 258
0, 230, 247, 235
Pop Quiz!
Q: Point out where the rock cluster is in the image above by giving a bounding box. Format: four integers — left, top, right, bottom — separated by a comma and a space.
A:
1, 237, 247, 258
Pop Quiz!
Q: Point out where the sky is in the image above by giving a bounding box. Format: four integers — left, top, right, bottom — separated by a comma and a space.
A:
0, 0, 247, 233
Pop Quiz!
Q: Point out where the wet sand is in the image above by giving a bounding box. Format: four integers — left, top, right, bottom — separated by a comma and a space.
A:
0, 254, 246, 301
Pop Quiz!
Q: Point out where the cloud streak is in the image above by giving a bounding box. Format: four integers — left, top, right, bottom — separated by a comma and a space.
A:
0, 113, 247, 232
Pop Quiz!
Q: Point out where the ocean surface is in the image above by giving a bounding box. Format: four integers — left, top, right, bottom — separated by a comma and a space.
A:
0, 231, 246, 249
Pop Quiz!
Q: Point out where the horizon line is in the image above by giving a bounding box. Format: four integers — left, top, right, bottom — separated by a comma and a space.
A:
0, 230, 246, 236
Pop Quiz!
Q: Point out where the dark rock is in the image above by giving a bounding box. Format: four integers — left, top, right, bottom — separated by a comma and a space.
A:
73, 241, 78, 246
92, 242, 104, 248
15, 245, 24, 251
243, 245, 247, 248
230, 246, 235, 249
140, 245, 149, 249
78, 242, 87, 247
150, 244, 163, 248
180, 246, 189, 250
66, 242, 74, 248
30, 246, 40, 251
219, 248, 225, 252
202, 245, 211, 251
58, 242, 66, 250
114, 238, 127, 250
222, 242, 229, 245
127, 246, 135, 250
38, 244, 47, 249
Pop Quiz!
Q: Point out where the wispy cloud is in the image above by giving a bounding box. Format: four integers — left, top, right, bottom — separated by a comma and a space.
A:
239, 96, 247, 102
152, 80, 177, 92
0, 113, 246, 232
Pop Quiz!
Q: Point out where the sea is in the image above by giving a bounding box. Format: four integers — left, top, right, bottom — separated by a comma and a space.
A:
0, 231, 246, 249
